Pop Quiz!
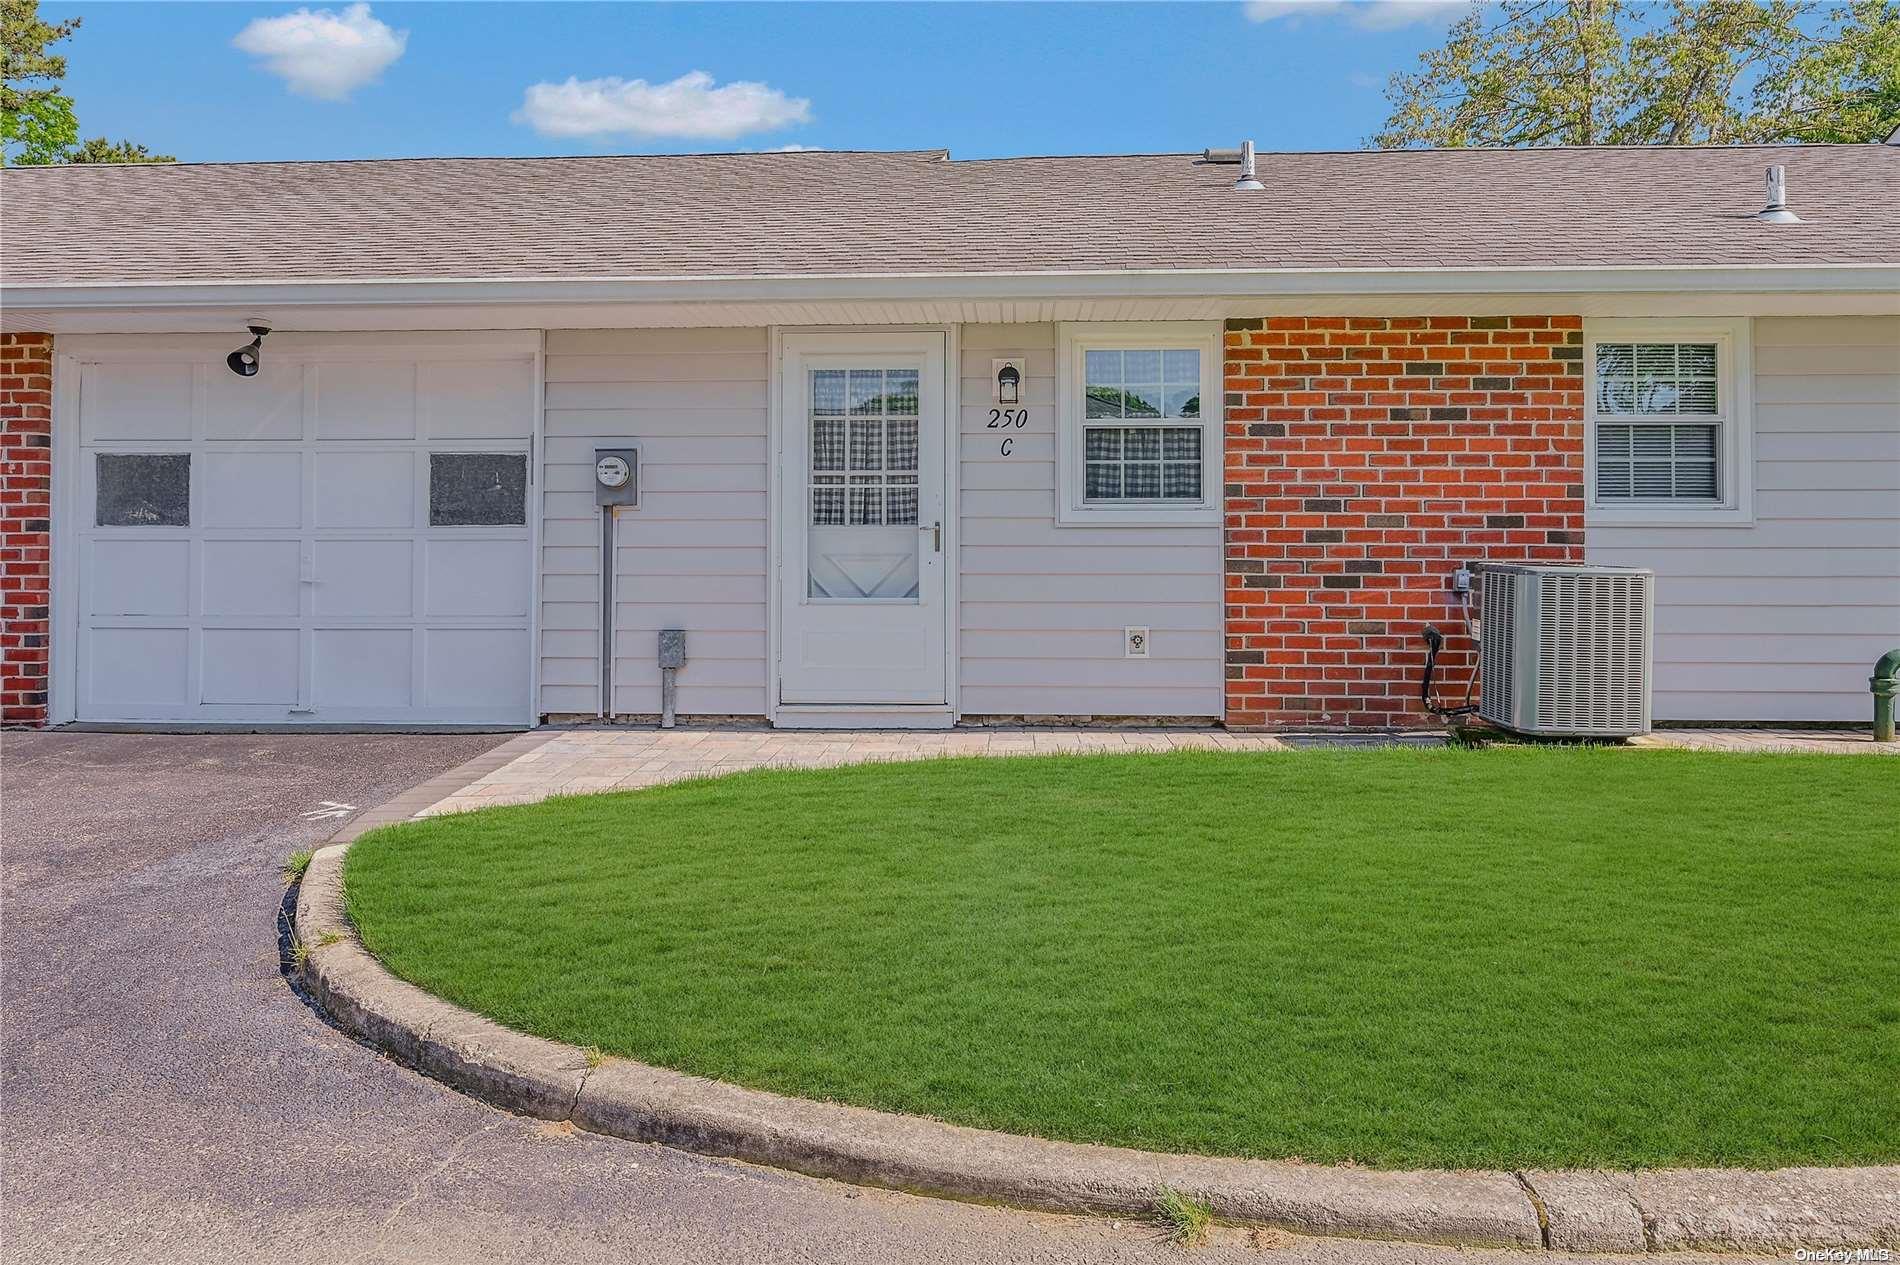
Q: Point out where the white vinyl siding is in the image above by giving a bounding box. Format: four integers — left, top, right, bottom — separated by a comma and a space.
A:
1587, 316, 1900, 722
540, 328, 769, 719
960, 324, 1222, 718
541, 322, 1220, 723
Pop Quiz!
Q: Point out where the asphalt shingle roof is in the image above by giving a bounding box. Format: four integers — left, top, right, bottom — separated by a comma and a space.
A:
3, 144, 1895, 286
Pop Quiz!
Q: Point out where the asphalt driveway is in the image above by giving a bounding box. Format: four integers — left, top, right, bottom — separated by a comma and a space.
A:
0, 730, 1755, 1265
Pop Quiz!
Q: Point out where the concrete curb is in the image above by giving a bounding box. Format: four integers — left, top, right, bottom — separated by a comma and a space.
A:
295, 774, 1900, 1253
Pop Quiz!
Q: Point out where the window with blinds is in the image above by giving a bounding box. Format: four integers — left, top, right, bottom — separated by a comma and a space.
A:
1595, 422, 1718, 500
1057, 323, 1221, 525
1591, 341, 1722, 504
1080, 347, 1203, 503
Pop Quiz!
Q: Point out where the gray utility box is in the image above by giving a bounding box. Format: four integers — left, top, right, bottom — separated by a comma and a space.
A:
594, 447, 639, 507
1477, 563, 1654, 738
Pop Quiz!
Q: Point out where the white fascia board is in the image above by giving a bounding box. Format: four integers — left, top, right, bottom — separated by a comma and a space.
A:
5, 263, 1899, 311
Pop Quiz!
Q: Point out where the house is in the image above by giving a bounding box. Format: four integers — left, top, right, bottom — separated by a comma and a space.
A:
2, 144, 1895, 731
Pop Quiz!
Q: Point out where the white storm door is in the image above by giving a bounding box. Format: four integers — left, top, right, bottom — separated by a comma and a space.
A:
779, 333, 947, 705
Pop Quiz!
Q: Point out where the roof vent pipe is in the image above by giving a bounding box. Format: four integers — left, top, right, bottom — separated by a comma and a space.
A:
1758, 165, 1801, 224
1235, 140, 1265, 191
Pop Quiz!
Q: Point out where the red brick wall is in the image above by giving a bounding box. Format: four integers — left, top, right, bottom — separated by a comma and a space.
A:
1223, 316, 1584, 730
3, 334, 54, 727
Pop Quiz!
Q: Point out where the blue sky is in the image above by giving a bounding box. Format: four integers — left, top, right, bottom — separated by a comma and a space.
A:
56, 2, 1470, 164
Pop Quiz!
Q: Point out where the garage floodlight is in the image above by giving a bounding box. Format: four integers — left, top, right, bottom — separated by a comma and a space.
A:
226, 319, 273, 377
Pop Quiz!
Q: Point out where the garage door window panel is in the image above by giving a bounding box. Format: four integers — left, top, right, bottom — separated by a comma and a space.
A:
95, 453, 190, 527
429, 453, 527, 527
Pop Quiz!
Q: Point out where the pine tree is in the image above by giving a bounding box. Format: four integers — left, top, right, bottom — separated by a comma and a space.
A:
2, 0, 173, 164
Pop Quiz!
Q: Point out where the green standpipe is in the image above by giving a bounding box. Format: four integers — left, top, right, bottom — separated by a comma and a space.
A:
1874, 648, 1900, 743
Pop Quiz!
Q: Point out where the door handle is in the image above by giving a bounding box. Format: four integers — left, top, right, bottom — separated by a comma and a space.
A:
920, 520, 941, 553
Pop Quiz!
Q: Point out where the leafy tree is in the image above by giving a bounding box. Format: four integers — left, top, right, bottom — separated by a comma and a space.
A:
1373, 0, 1900, 147
1747, 0, 1900, 142
0, 84, 73, 162
1, 0, 172, 165
1622, 1, 1814, 143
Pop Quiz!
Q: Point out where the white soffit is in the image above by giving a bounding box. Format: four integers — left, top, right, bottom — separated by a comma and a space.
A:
6, 291, 1898, 335
7, 264, 1900, 333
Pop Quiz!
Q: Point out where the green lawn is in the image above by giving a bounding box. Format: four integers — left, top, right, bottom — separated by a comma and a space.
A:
344, 748, 1900, 1170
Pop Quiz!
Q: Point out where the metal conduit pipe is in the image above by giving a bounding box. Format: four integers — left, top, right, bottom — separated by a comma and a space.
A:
1873, 648, 1900, 743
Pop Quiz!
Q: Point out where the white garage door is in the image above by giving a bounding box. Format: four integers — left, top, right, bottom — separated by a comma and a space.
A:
68, 334, 537, 725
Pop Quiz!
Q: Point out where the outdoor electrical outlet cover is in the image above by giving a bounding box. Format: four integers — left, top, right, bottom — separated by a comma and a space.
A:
1125, 626, 1150, 659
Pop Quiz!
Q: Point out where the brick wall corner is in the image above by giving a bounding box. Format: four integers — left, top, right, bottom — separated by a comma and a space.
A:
3, 333, 54, 727
1222, 315, 1585, 731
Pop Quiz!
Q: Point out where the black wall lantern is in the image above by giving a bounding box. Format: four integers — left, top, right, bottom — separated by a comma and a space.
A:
995, 360, 1022, 405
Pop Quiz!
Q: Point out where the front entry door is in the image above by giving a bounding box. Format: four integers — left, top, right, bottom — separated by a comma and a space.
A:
779, 332, 948, 705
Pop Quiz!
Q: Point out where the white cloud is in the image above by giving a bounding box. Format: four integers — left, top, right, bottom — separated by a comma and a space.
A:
233, 2, 407, 101
768, 143, 826, 152
1348, 70, 1385, 89
513, 71, 812, 141
1245, 0, 1467, 30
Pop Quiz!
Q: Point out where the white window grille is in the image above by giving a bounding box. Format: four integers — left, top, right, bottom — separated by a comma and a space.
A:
1082, 348, 1203, 503
1056, 324, 1220, 527
1584, 320, 1753, 524
1592, 342, 1721, 503
809, 368, 920, 529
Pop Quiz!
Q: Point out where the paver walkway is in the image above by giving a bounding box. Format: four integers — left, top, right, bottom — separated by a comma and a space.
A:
415, 724, 1895, 818
419, 727, 1289, 815
1633, 727, 1898, 755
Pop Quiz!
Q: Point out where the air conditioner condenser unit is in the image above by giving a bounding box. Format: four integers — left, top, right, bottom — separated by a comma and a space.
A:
1477, 563, 1654, 738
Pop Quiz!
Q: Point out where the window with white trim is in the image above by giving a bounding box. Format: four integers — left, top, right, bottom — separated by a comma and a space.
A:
1593, 342, 1720, 501
1057, 324, 1220, 526
1585, 319, 1753, 523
